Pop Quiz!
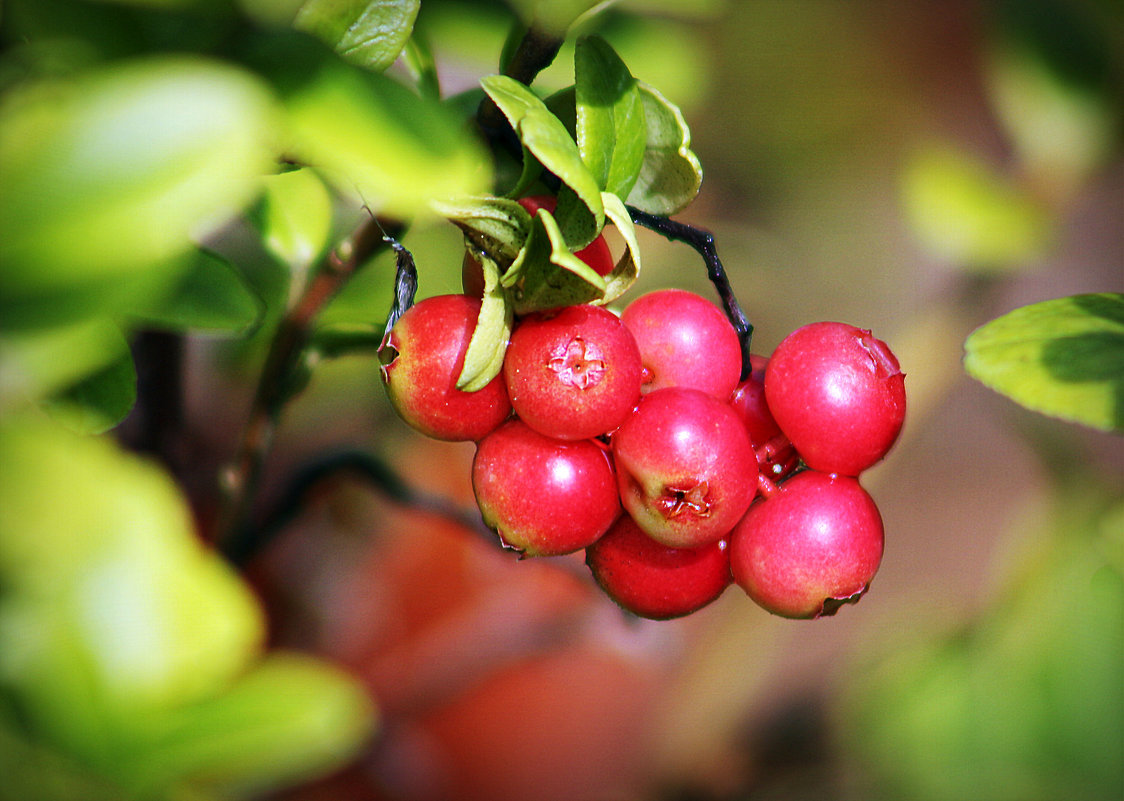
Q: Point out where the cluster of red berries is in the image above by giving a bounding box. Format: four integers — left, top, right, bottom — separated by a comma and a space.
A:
381, 233, 905, 621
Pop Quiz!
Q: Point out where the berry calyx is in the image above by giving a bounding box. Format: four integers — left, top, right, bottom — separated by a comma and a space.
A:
380, 294, 511, 442
612, 387, 758, 549
472, 420, 620, 557
729, 470, 884, 619
586, 514, 732, 620
764, 322, 906, 476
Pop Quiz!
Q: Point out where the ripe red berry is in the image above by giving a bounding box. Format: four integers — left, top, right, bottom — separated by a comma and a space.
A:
472, 420, 620, 557
621, 288, 742, 400
381, 294, 511, 442
612, 387, 758, 549
586, 514, 732, 620
764, 322, 905, 476
729, 470, 884, 619
504, 304, 642, 440
729, 354, 798, 481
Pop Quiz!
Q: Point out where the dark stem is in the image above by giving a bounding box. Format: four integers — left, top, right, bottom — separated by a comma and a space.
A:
226, 449, 493, 568
119, 330, 186, 474
626, 206, 755, 380
476, 23, 564, 140
217, 213, 404, 556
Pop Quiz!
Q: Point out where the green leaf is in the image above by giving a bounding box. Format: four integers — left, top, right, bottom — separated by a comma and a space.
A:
456, 251, 514, 392
903, 145, 1052, 272
574, 35, 645, 199
127, 249, 264, 334
503, 208, 606, 316
480, 74, 604, 243
253, 32, 487, 217
625, 82, 703, 216
42, 349, 137, 436
255, 167, 334, 270
431, 195, 533, 265
504, 0, 605, 34
0, 56, 277, 330
294, 0, 420, 72
963, 293, 1124, 432
123, 653, 375, 799
598, 191, 642, 305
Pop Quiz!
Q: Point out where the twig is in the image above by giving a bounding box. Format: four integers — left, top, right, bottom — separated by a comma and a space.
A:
626, 206, 755, 380
217, 214, 403, 556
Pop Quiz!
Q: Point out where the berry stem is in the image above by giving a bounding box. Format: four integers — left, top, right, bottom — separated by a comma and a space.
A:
217, 213, 404, 559
625, 206, 754, 380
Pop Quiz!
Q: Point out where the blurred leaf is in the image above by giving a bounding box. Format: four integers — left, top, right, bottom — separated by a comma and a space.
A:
294, 0, 419, 71
504, 208, 606, 315
432, 195, 533, 265
128, 249, 264, 334
986, 0, 1117, 188
0, 318, 130, 410
574, 35, 645, 199
457, 251, 513, 391
251, 31, 487, 217
505, 0, 606, 34
964, 293, 1124, 433
902, 146, 1052, 272
0, 56, 277, 330
254, 167, 335, 270
625, 82, 702, 215
124, 653, 376, 799
41, 349, 136, 435
400, 33, 440, 100
307, 321, 384, 360
481, 73, 605, 246
841, 488, 1124, 801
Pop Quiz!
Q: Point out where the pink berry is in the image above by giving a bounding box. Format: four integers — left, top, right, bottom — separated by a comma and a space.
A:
381, 294, 511, 442
621, 288, 742, 400
586, 514, 732, 620
504, 304, 642, 440
612, 387, 758, 549
473, 420, 620, 557
765, 322, 905, 476
729, 470, 884, 619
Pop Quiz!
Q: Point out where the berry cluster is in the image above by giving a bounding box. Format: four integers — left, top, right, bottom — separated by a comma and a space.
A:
381, 240, 905, 620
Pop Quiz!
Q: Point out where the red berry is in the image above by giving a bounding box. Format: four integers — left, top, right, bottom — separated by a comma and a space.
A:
729, 354, 798, 481
504, 304, 642, 440
621, 289, 742, 400
729, 470, 884, 619
764, 322, 905, 476
381, 295, 511, 442
473, 420, 620, 557
586, 514, 732, 620
612, 387, 758, 549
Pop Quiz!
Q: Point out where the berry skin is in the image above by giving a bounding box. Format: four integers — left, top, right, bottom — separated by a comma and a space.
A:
612, 387, 758, 549
729, 470, 884, 619
472, 420, 621, 557
764, 322, 905, 476
461, 195, 614, 297
621, 288, 742, 400
504, 304, 642, 441
729, 354, 798, 481
586, 514, 732, 620
381, 294, 511, 442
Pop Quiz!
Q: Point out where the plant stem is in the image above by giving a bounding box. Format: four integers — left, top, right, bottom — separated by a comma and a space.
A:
217, 214, 402, 557
476, 22, 564, 138
626, 206, 755, 380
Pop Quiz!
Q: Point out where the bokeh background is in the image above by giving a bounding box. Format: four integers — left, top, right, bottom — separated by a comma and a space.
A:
2, 1, 1121, 800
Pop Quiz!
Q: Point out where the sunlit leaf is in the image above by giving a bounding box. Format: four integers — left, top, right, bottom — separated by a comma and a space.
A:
431, 195, 533, 265
504, 208, 606, 316
902, 146, 1051, 272
127, 249, 264, 334
480, 74, 604, 245
964, 293, 1124, 432
456, 251, 513, 391
598, 191, 641, 305
255, 167, 334, 270
575, 35, 645, 199
123, 654, 376, 799
0, 56, 277, 330
294, 0, 420, 71
625, 82, 703, 216
253, 32, 487, 217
